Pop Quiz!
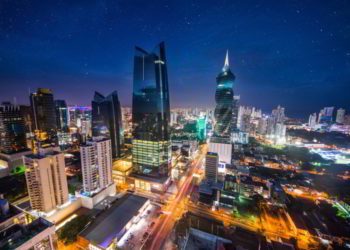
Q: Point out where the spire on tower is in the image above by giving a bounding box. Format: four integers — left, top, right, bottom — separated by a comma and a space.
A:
223, 50, 229, 70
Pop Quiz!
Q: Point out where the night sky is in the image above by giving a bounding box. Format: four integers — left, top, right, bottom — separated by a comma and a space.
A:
0, 0, 350, 118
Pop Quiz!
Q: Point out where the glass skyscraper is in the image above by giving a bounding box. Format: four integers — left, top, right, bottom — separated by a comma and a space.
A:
0, 102, 27, 154
30, 88, 57, 142
213, 51, 235, 143
92, 91, 124, 158
132, 42, 171, 177
54, 100, 68, 131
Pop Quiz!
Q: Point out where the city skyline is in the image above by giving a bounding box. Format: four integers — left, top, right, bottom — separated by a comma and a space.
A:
1, 1, 350, 118
1, 2, 350, 249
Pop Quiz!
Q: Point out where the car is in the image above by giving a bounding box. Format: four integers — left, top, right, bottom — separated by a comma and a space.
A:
149, 221, 155, 227
143, 232, 149, 238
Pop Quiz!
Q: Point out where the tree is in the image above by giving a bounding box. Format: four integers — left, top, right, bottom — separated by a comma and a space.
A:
58, 214, 91, 244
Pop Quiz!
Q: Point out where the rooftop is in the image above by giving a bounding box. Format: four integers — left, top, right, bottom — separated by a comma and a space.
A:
184, 228, 232, 250
80, 194, 148, 249
25, 151, 61, 160
130, 173, 170, 184
0, 203, 22, 225
113, 159, 132, 172
206, 152, 218, 157
0, 217, 53, 250
81, 137, 111, 147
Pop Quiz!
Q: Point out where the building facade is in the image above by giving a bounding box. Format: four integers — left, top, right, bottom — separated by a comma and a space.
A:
0, 102, 27, 154
0, 199, 57, 250
30, 88, 57, 138
24, 147, 69, 213
212, 51, 235, 143
54, 100, 68, 131
308, 113, 317, 129
92, 91, 124, 158
205, 152, 219, 182
318, 107, 334, 124
209, 52, 234, 165
266, 105, 286, 144
80, 138, 113, 194
132, 42, 171, 177
336, 108, 346, 124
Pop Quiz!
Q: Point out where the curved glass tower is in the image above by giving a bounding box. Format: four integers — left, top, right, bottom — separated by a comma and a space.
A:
213, 51, 235, 142
92, 91, 124, 158
132, 42, 171, 177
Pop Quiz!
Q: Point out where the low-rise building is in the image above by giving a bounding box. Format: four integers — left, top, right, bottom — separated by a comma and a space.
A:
112, 158, 133, 187
183, 228, 232, 250
0, 198, 57, 250
0, 150, 31, 177
78, 194, 149, 250
128, 174, 171, 193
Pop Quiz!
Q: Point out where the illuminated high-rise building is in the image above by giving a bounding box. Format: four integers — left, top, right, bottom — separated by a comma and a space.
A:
205, 152, 218, 182
209, 51, 234, 164
318, 107, 334, 124
30, 88, 57, 134
336, 108, 346, 124
0, 102, 27, 154
196, 116, 207, 142
80, 138, 113, 194
24, 147, 69, 213
54, 100, 68, 131
170, 111, 178, 126
92, 91, 124, 158
232, 95, 240, 130
212, 51, 235, 143
132, 42, 171, 177
308, 113, 317, 129
266, 105, 286, 144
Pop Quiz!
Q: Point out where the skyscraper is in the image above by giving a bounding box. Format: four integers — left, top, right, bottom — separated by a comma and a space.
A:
205, 152, 219, 183
132, 42, 171, 177
232, 95, 240, 131
336, 108, 346, 124
308, 113, 317, 129
80, 138, 113, 194
213, 51, 235, 143
170, 111, 178, 126
266, 105, 286, 144
196, 116, 207, 142
19, 105, 33, 133
30, 88, 57, 141
24, 147, 69, 213
54, 100, 68, 131
92, 91, 124, 158
0, 102, 27, 154
318, 107, 334, 124
209, 51, 234, 164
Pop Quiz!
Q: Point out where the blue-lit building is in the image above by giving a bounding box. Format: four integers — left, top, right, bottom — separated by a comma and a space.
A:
54, 100, 68, 131
197, 117, 207, 142
92, 91, 124, 158
318, 107, 334, 124
212, 51, 235, 143
208, 52, 234, 166
132, 42, 171, 178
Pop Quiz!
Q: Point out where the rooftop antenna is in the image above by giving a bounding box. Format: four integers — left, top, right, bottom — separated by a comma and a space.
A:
223, 50, 229, 71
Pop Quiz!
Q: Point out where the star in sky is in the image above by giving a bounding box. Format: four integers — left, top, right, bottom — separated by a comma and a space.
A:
0, 0, 349, 118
